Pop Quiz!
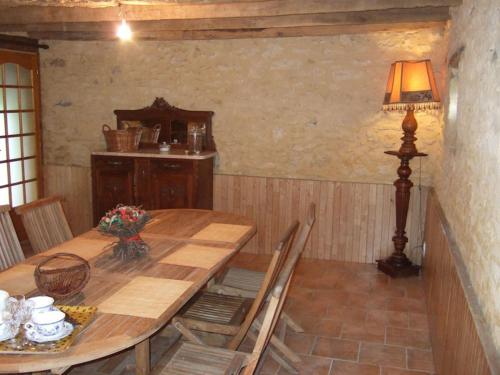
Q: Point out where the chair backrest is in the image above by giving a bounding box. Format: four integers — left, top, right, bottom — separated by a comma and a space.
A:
0, 205, 25, 270
15, 196, 73, 253
227, 220, 299, 350
271, 221, 300, 293
242, 203, 316, 375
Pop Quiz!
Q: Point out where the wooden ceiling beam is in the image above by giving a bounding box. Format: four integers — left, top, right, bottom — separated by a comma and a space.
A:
26, 22, 446, 41
0, 0, 461, 24
0, 7, 450, 33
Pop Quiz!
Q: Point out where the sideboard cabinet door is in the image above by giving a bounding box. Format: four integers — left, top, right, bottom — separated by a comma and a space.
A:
150, 159, 193, 209
92, 156, 135, 223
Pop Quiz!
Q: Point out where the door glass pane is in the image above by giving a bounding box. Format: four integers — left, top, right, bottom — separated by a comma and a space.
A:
11, 183, 23, 206
0, 89, 4, 111
18, 66, 32, 86
0, 64, 3, 84
26, 181, 37, 203
6, 88, 19, 110
0, 187, 8, 205
0, 163, 6, 185
9, 161, 22, 183
0, 138, 6, 161
7, 113, 20, 135
20, 88, 33, 110
23, 135, 36, 157
24, 158, 37, 180
0, 115, 4, 136
8, 137, 21, 159
22, 112, 35, 133
5, 63, 17, 85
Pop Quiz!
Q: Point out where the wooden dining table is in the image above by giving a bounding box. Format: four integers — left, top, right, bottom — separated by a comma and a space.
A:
0, 209, 256, 374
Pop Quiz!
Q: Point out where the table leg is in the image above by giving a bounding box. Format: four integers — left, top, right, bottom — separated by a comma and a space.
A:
135, 338, 150, 375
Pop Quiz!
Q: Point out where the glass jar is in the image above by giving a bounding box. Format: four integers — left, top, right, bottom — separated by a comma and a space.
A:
188, 127, 204, 155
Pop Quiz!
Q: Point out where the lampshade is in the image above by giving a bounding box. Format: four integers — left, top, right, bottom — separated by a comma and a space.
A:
383, 60, 440, 111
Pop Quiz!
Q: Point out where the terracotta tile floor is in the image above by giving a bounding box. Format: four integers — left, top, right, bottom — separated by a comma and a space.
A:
67, 253, 435, 375
230, 253, 435, 375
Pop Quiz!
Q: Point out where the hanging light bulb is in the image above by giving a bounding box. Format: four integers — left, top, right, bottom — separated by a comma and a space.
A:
117, 19, 132, 41
116, 2, 132, 41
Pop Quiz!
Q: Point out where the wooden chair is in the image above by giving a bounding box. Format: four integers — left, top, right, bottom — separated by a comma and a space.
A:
0, 205, 25, 270
15, 196, 73, 253
172, 220, 299, 368
158, 204, 315, 375
208, 225, 307, 334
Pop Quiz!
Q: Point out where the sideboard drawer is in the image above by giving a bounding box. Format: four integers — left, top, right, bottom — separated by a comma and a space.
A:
94, 156, 134, 170
150, 159, 193, 174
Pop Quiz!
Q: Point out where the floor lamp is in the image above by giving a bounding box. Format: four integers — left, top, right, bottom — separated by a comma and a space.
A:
377, 60, 440, 277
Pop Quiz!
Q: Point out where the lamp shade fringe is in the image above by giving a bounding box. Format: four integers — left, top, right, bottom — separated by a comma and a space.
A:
382, 102, 441, 112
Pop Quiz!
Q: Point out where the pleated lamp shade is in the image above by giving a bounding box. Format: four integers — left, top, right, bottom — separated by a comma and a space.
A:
383, 60, 441, 111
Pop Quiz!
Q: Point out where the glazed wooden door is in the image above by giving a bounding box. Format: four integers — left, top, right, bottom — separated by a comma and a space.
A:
92, 156, 134, 222
0, 50, 42, 208
149, 159, 193, 209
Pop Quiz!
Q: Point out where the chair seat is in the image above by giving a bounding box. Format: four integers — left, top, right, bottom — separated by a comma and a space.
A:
159, 342, 248, 375
181, 291, 253, 326
220, 267, 265, 295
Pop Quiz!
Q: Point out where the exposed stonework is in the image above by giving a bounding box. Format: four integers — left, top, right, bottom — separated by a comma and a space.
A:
39, 27, 446, 185
435, 0, 500, 352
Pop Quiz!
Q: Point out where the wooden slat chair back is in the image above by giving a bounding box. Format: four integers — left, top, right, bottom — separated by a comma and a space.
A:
215, 220, 298, 298
226, 220, 298, 349
15, 196, 73, 253
0, 205, 24, 270
242, 203, 315, 374
160, 203, 315, 375
172, 220, 299, 346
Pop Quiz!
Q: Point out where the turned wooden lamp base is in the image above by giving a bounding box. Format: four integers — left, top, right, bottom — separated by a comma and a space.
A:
377, 108, 426, 279
377, 258, 420, 278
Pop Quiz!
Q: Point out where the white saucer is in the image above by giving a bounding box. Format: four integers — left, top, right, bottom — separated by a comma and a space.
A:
25, 321, 73, 343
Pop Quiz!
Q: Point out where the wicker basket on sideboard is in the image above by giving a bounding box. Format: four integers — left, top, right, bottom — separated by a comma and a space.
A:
102, 124, 142, 152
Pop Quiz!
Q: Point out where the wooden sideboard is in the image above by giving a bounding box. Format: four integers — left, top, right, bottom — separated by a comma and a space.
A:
91, 150, 216, 224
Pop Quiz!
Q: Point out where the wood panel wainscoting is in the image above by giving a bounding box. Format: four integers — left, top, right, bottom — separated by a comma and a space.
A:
213, 174, 427, 263
44, 164, 427, 263
423, 190, 499, 375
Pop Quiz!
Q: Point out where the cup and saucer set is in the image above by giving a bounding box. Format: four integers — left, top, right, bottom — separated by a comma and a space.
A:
24, 296, 74, 343
0, 291, 74, 343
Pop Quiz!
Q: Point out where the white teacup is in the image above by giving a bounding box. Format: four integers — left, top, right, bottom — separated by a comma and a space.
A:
25, 310, 65, 337
28, 296, 55, 315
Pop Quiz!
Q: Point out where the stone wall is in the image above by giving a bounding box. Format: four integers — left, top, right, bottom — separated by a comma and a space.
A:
435, 0, 500, 351
39, 27, 446, 185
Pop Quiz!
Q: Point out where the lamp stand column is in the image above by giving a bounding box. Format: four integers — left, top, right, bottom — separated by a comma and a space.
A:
377, 109, 426, 277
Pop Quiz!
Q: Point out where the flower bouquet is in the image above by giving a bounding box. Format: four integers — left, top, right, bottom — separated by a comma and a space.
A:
98, 205, 151, 261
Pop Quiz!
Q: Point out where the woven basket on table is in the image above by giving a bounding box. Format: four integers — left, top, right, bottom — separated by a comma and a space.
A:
34, 253, 91, 299
102, 124, 142, 152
